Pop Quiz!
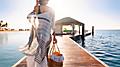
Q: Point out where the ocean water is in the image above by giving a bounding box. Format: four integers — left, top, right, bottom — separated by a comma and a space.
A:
0, 30, 120, 67
0, 31, 30, 67
84, 30, 120, 67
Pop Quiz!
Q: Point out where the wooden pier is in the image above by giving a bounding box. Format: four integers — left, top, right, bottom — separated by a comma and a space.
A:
12, 36, 108, 67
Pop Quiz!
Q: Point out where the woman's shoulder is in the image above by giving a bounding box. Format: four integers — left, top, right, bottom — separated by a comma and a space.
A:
48, 7, 54, 11
47, 6, 54, 13
38, 6, 55, 18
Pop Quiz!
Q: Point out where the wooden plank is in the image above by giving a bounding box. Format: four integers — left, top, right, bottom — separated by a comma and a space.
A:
57, 36, 108, 67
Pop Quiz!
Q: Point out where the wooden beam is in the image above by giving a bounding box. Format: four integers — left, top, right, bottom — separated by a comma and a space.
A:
92, 26, 94, 36
79, 25, 80, 35
81, 24, 85, 47
72, 24, 75, 36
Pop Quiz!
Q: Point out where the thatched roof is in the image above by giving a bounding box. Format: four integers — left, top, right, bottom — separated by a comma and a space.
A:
55, 17, 84, 25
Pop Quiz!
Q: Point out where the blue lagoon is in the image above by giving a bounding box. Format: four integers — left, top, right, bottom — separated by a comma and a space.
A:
0, 31, 30, 67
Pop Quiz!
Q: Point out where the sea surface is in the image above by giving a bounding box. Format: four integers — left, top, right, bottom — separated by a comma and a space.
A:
84, 30, 120, 67
0, 31, 30, 67
0, 30, 120, 67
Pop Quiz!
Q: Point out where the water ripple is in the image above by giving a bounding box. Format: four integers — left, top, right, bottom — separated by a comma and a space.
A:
84, 30, 120, 67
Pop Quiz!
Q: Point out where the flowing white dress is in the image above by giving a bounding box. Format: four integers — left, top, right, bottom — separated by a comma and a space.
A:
26, 7, 55, 67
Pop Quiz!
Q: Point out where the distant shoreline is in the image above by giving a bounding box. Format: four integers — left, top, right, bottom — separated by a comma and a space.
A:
0, 30, 30, 32
0, 28, 30, 32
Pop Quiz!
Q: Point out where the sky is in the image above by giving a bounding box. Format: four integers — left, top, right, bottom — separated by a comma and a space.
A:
0, 0, 120, 30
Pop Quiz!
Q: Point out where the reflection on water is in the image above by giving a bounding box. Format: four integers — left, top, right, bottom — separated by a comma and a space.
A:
0, 32, 8, 45
0, 31, 30, 67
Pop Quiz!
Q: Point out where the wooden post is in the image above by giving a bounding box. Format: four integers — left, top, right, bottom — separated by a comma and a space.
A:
79, 24, 80, 35
92, 26, 94, 36
81, 24, 85, 47
72, 24, 75, 36
61, 25, 63, 34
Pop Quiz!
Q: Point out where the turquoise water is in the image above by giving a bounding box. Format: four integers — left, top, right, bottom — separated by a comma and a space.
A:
0, 31, 30, 67
84, 30, 120, 67
0, 30, 120, 67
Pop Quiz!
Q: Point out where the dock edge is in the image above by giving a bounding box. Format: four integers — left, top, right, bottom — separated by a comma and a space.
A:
12, 56, 27, 67
69, 37, 109, 67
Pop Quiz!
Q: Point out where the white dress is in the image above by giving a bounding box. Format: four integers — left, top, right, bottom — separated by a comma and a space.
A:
26, 55, 48, 67
26, 7, 55, 67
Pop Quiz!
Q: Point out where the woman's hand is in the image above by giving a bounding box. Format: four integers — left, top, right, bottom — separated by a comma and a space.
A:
52, 32, 57, 44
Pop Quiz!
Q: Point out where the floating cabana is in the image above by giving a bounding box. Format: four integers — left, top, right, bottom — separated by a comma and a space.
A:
55, 17, 85, 36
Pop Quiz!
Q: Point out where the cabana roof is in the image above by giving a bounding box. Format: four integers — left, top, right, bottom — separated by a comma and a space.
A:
55, 17, 84, 25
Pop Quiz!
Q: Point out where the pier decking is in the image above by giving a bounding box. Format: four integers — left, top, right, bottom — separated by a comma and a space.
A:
12, 36, 108, 67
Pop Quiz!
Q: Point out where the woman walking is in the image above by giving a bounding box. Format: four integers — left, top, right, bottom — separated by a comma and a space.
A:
25, 0, 56, 67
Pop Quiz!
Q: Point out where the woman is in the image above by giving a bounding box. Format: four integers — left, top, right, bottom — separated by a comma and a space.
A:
26, 0, 56, 67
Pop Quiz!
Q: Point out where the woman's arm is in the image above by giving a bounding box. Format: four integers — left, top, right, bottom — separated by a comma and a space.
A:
52, 32, 57, 44
50, 8, 57, 44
